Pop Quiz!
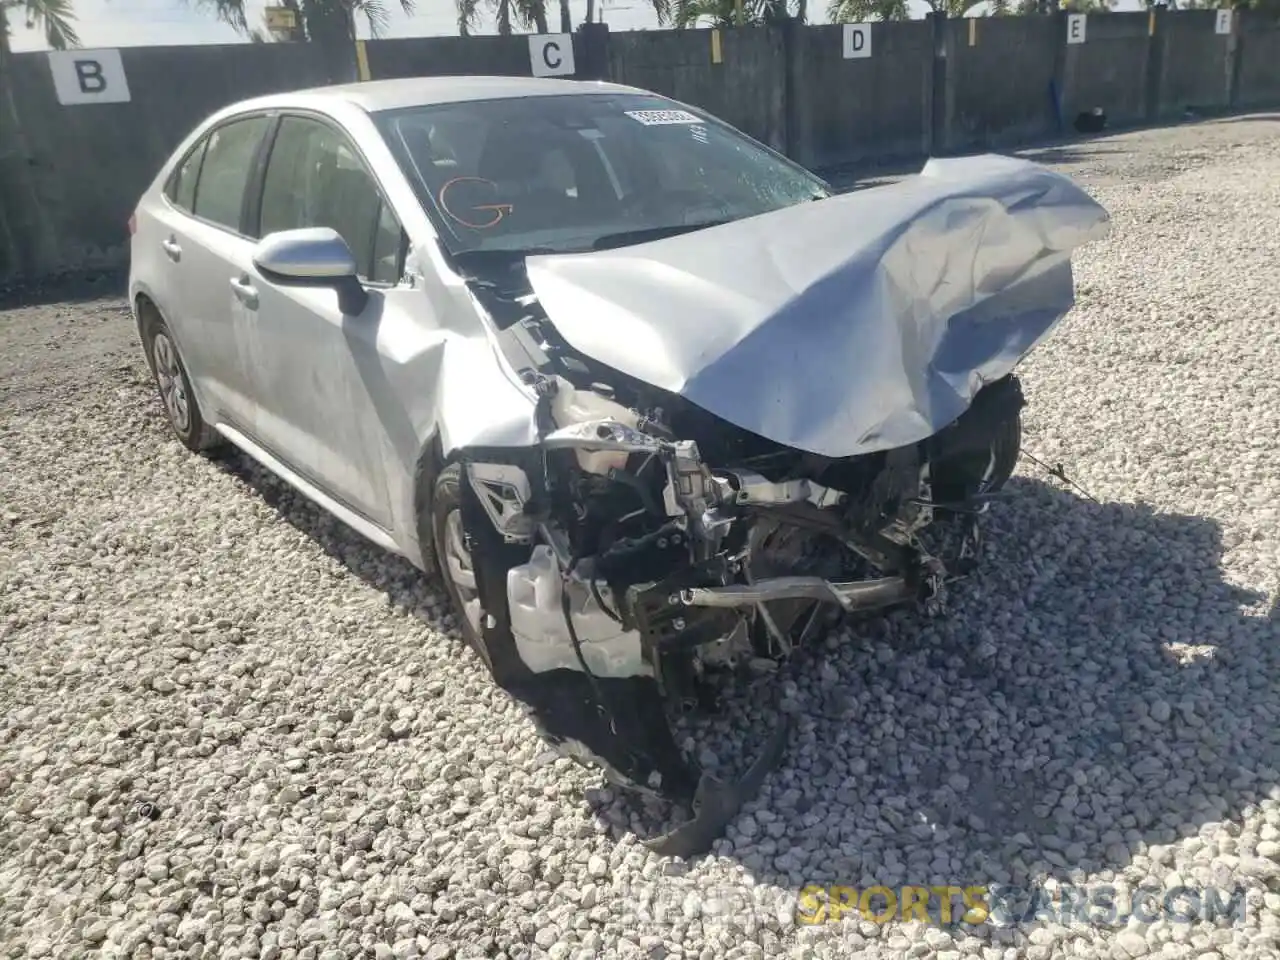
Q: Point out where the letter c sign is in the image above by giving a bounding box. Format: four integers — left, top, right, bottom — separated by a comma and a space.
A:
529, 34, 576, 78
47, 48, 132, 104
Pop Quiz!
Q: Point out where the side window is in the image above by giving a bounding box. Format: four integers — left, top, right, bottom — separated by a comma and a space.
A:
192, 115, 271, 232
259, 116, 403, 284
165, 140, 206, 213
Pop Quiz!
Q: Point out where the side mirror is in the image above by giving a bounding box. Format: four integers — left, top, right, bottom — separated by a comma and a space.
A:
252, 227, 369, 315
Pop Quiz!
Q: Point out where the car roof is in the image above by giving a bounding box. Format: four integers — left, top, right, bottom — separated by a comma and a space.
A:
225, 75, 656, 117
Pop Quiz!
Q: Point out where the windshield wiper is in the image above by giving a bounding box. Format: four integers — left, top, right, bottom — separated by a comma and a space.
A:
590, 220, 730, 252
451, 245, 560, 263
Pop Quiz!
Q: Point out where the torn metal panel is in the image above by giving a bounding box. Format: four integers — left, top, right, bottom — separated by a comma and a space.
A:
524, 154, 1110, 460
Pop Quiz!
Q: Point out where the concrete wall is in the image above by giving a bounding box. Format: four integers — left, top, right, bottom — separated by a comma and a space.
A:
787, 22, 932, 170
0, 42, 341, 281
1060, 13, 1150, 128
1236, 13, 1280, 108
366, 35, 550, 79
607, 27, 787, 152
1157, 9, 1232, 118
4, 13, 1280, 285
945, 14, 1059, 153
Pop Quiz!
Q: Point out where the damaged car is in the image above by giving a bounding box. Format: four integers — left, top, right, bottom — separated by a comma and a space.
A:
128, 76, 1110, 854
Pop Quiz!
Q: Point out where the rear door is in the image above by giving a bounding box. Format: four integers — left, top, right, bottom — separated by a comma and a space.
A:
230, 112, 405, 530
147, 114, 273, 429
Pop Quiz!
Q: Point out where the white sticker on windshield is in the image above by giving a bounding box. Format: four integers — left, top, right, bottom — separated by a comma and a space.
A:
624, 109, 702, 126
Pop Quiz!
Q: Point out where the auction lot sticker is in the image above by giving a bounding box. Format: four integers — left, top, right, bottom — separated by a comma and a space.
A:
625, 109, 703, 125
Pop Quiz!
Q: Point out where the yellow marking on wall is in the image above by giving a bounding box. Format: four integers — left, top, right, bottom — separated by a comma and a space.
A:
1148, 10, 1156, 36
711, 29, 723, 65
968, 17, 977, 47
355, 39, 372, 82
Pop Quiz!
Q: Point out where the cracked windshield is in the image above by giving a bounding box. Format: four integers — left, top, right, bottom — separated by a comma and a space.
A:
376, 93, 830, 256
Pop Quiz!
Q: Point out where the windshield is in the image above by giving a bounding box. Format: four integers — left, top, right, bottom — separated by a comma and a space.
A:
373, 93, 831, 257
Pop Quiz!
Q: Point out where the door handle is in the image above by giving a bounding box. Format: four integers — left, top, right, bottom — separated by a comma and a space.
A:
229, 275, 258, 309
161, 238, 181, 262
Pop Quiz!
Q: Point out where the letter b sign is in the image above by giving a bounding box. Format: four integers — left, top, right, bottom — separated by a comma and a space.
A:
529, 34, 576, 77
47, 48, 132, 104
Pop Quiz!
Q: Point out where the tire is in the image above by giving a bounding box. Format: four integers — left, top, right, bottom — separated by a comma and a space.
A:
430, 463, 531, 686
984, 411, 1022, 494
140, 309, 223, 453
929, 410, 1022, 518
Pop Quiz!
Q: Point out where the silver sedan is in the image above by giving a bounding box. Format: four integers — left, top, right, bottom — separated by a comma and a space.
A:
129, 75, 1108, 853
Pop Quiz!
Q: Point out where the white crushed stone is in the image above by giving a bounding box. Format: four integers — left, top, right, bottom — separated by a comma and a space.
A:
3, 116, 1280, 960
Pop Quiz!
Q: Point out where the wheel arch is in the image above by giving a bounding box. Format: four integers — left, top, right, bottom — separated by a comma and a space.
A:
412, 432, 449, 575
133, 291, 162, 360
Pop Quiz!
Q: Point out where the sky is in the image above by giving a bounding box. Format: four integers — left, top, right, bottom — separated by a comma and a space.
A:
6, 0, 1145, 52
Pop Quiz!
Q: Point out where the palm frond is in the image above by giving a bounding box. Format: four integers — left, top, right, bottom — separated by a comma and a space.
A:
826, 0, 906, 21
21, 0, 80, 47
351, 0, 391, 36
456, 0, 482, 33
187, 0, 251, 34
650, 0, 674, 24
509, 0, 545, 30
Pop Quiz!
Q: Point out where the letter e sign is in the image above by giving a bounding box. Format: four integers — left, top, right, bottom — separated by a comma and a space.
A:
529, 34, 576, 78
1066, 14, 1086, 44
47, 48, 132, 105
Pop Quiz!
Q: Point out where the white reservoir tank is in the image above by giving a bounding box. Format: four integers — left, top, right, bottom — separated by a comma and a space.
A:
506, 545, 651, 679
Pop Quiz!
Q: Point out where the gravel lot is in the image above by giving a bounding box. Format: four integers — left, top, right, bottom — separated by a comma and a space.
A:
4, 115, 1280, 960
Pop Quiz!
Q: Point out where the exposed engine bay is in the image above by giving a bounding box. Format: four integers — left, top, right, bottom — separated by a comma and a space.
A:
427, 154, 1110, 855
445, 264, 1026, 856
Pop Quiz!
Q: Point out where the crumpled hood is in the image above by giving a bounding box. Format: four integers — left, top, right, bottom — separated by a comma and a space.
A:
524, 154, 1110, 459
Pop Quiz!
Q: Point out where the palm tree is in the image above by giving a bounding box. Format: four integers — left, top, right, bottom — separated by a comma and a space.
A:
455, 0, 551, 34
667, 0, 803, 26
830, 0, 1108, 18
0, 0, 79, 51
826, 0, 904, 19
193, 0, 415, 44
987, 0, 1113, 11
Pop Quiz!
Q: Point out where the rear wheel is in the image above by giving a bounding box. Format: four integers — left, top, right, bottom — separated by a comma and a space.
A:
140, 308, 222, 453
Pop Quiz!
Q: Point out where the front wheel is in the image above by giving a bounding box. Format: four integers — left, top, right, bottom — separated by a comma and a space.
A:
431, 463, 487, 663
140, 310, 222, 453
982, 410, 1022, 496
430, 463, 532, 686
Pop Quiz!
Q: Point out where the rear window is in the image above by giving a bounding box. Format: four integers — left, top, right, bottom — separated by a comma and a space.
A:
374, 94, 828, 256
165, 140, 206, 213
190, 115, 272, 232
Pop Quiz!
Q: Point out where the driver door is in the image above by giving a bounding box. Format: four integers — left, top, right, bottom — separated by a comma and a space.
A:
231, 113, 405, 531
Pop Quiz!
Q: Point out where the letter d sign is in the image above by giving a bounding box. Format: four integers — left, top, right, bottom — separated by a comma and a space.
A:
530, 34, 576, 78
841, 23, 872, 59
47, 48, 132, 104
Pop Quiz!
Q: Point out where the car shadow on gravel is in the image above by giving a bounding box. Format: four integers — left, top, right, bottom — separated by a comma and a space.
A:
209, 446, 1280, 911
208, 448, 465, 635
589, 475, 1280, 908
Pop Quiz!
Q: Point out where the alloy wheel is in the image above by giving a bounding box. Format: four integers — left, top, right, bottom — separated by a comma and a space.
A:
443, 508, 484, 635
151, 332, 191, 435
